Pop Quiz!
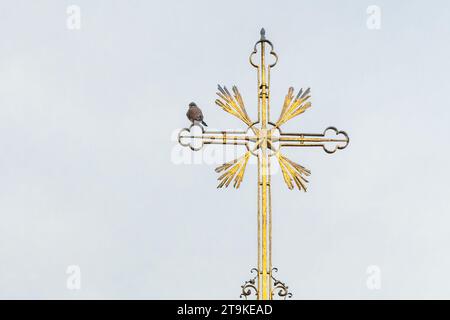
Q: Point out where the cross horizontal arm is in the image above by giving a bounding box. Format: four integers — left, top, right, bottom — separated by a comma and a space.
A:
178, 125, 256, 151
276, 127, 349, 154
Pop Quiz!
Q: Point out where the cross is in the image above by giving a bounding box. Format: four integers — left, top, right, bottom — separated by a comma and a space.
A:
178, 29, 349, 300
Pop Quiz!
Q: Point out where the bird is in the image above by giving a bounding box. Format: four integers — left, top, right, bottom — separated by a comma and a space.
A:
186, 102, 207, 126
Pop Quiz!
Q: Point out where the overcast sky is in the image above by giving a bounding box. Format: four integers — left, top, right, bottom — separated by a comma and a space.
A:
1, 0, 450, 299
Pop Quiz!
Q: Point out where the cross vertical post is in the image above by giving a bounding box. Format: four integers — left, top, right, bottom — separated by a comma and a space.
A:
254, 28, 272, 300
177, 29, 349, 300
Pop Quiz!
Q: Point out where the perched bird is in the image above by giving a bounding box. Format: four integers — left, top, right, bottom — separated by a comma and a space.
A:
186, 102, 207, 126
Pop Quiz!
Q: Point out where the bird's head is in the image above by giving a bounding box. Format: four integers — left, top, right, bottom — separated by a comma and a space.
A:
189, 102, 197, 108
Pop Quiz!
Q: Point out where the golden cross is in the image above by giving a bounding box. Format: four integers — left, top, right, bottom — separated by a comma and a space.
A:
178, 29, 349, 300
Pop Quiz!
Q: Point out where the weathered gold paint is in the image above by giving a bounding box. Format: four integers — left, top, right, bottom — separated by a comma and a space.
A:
177, 29, 349, 300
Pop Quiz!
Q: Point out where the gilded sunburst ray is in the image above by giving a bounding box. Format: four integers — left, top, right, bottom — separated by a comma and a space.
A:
215, 151, 251, 188
275, 87, 311, 127
215, 85, 253, 126
276, 153, 311, 191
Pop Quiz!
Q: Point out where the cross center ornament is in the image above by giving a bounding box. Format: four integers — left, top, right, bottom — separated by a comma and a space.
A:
178, 29, 349, 300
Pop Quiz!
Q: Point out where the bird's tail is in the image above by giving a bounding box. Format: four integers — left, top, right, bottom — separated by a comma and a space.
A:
201, 120, 208, 127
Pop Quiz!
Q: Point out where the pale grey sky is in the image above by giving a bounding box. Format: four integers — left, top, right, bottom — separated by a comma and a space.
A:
1, 0, 450, 299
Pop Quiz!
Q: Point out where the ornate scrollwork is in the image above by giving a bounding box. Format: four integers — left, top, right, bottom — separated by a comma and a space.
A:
240, 268, 259, 300
249, 28, 278, 68
270, 268, 293, 300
